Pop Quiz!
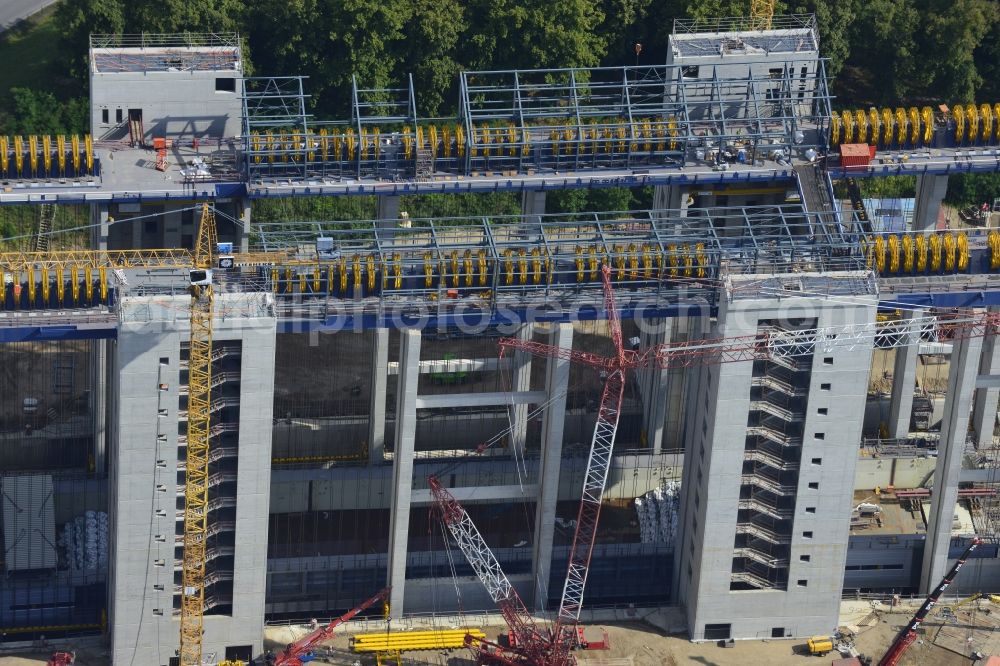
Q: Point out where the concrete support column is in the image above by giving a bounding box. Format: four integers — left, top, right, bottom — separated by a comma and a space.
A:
510, 324, 534, 451
920, 334, 983, 593
652, 184, 684, 212
237, 198, 251, 253
913, 174, 948, 231
522, 190, 546, 220
972, 308, 1000, 448
638, 319, 672, 452
90, 203, 110, 251
387, 329, 421, 617
90, 340, 108, 475
368, 328, 390, 463
531, 323, 573, 609
377, 195, 401, 223
888, 313, 921, 438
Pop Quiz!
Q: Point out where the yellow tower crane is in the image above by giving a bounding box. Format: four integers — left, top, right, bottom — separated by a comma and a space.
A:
749, 0, 776, 30
179, 204, 217, 666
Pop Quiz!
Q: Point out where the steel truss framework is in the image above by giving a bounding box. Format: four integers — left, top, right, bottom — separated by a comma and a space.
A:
243, 58, 832, 183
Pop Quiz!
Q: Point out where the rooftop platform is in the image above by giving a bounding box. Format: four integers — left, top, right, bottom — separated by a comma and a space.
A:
89, 33, 241, 74
669, 15, 819, 59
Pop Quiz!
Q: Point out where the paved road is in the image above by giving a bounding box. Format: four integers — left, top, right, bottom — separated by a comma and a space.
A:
0, 0, 57, 32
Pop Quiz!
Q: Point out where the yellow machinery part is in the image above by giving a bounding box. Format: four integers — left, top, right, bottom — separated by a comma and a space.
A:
28, 135, 38, 175
874, 236, 886, 273
70, 266, 79, 304
549, 129, 560, 156
339, 257, 348, 293
908, 107, 919, 145
319, 128, 328, 162
402, 126, 413, 160
954, 105, 966, 143
616, 125, 627, 153
332, 132, 342, 161
682, 244, 694, 278
265, 132, 274, 163
643, 118, 653, 151
85, 135, 95, 173
860, 236, 871, 268
313, 267, 320, 293
42, 135, 52, 175
478, 249, 487, 286
990, 230, 1000, 270
981, 104, 994, 144
270, 268, 279, 293
84, 266, 93, 301
56, 135, 66, 174
921, 107, 934, 146
929, 234, 942, 271
668, 116, 678, 150
575, 246, 584, 282
522, 128, 531, 157
278, 130, 289, 162
14, 136, 24, 176
588, 245, 598, 280
450, 250, 459, 288
613, 244, 625, 280
966, 104, 979, 144
531, 247, 542, 284
957, 232, 969, 271
901, 235, 914, 273
298, 271, 306, 293
372, 128, 381, 160
894, 108, 907, 145
627, 242, 639, 278
455, 125, 466, 158
345, 129, 356, 161
424, 252, 433, 288
367, 255, 376, 291
393, 253, 402, 289
41, 266, 49, 302
415, 126, 424, 156
854, 109, 868, 144
695, 242, 707, 278
841, 110, 854, 144
27, 267, 35, 305
98, 266, 107, 302
887, 235, 899, 274
943, 233, 956, 271
868, 108, 880, 146
830, 114, 841, 146
305, 131, 314, 161
563, 128, 575, 156
915, 234, 927, 272
507, 124, 517, 157
503, 249, 513, 285
0, 137, 9, 175
642, 243, 654, 278
428, 125, 438, 159
668, 243, 679, 277
352, 255, 362, 291
880, 108, 893, 147
995, 104, 1000, 142
518, 248, 527, 284
358, 129, 368, 161
441, 125, 452, 159
284, 267, 293, 293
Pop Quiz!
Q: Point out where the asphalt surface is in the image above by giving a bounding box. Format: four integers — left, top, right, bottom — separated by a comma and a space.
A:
0, 0, 57, 32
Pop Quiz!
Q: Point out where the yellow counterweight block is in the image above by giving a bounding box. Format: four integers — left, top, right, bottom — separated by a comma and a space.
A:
264, 131, 274, 163
393, 253, 403, 289
366, 254, 376, 291
0, 137, 8, 176
921, 107, 934, 146
841, 110, 854, 144
358, 128, 368, 161
929, 233, 942, 272
549, 129, 560, 157
41, 267, 49, 303
627, 242, 639, 278
352, 254, 362, 292
27, 267, 35, 305
71, 135, 81, 173
428, 125, 438, 159
868, 108, 880, 147
588, 245, 599, 280
615, 125, 628, 153
668, 243, 679, 277
278, 130, 289, 162
908, 107, 919, 145
441, 125, 452, 158
28, 135, 39, 176
56, 135, 66, 175
503, 249, 514, 285
887, 235, 900, 273
70, 266, 80, 304
966, 104, 979, 144
98, 266, 107, 302
830, 113, 841, 146
345, 128, 356, 161
318, 129, 329, 162
575, 246, 585, 282
283, 267, 293, 294
880, 108, 893, 147
312, 266, 321, 293
531, 247, 543, 283
642, 118, 653, 151
894, 108, 907, 145
873, 235, 886, 273
339, 257, 348, 293
298, 270, 306, 293
517, 248, 528, 284
641, 243, 654, 278
854, 109, 868, 144
521, 128, 531, 157
695, 243, 707, 278
478, 249, 487, 286
84, 265, 94, 302
612, 244, 626, 280
943, 233, 956, 271
449, 250, 460, 288
957, 232, 969, 271
506, 124, 517, 157
981, 104, 994, 144
901, 234, 914, 273
305, 131, 315, 162
682, 244, 694, 277
667, 116, 678, 150
990, 230, 1000, 270
954, 105, 966, 143
455, 125, 466, 158
372, 127, 381, 160
915, 234, 927, 272
42, 135, 52, 175
14, 136, 24, 176
251, 132, 262, 164
84, 135, 93, 173
332, 131, 342, 162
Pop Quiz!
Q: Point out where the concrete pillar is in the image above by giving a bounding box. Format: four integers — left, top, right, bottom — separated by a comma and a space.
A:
90, 340, 108, 475
131, 211, 142, 249
652, 184, 684, 211
888, 313, 921, 438
638, 319, 672, 452
368, 328, 390, 463
510, 324, 534, 451
237, 197, 251, 253
919, 334, 983, 593
531, 323, 573, 609
377, 195, 401, 223
90, 203, 110, 251
913, 174, 948, 231
972, 310, 1000, 448
522, 190, 546, 220
387, 329, 421, 616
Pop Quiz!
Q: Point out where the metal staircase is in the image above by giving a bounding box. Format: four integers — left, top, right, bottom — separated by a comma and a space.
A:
34, 204, 55, 252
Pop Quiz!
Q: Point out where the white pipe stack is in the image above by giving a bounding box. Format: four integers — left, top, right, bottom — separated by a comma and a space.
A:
634, 481, 681, 546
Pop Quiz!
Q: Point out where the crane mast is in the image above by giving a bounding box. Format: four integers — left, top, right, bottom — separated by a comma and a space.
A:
179, 205, 217, 665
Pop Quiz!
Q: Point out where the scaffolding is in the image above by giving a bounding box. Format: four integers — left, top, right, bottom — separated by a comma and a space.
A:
89, 33, 241, 73
243, 60, 833, 183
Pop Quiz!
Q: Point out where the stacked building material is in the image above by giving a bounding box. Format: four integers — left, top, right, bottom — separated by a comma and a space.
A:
634, 482, 681, 546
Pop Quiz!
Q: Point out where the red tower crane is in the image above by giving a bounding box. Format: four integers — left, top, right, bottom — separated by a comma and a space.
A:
272, 587, 390, 666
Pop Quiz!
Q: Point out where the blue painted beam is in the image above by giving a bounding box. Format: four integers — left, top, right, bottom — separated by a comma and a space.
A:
0, 325, 117, 343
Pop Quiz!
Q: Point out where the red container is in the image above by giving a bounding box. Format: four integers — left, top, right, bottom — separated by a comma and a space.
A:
840, 143, 874, 168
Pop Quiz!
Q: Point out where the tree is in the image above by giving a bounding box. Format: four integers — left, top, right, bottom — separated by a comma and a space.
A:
55, 0, 125, 80
399, 0, 466, 117
0, 88, 89, 136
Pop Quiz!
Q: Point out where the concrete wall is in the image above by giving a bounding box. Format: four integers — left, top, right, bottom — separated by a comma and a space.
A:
108, 295, 276, 665
90, 70, 243, 141
678, 276, 877, 641
854, 456, 938, 490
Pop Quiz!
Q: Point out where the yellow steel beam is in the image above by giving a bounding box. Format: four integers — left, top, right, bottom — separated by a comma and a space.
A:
179, 204, 217, 666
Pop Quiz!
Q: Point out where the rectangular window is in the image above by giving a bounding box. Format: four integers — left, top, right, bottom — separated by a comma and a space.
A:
115, 108, 123, 123
682, 65, 700, 79
808, 482, 819, 490
815, 433, 826, 440
800, 554, 811, 562
768, 67, 784, 79
820, 383, 831, 390
817, 407, 828, 415
101, 108, 109, 124
704, 623, 731, 641
823, 357, 834, 365
215, 77, 236, 92
805, 507, 816, 514
159, 357, 169, 365
811, 457, 822, 465
771, 628, 785, 638
797, 579, 808, 587
802, 531, 813, 539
